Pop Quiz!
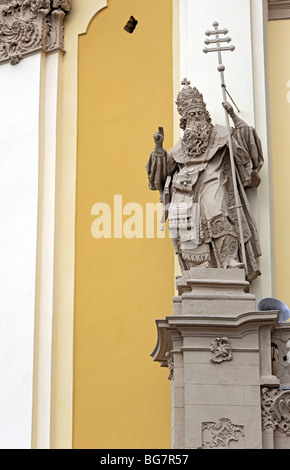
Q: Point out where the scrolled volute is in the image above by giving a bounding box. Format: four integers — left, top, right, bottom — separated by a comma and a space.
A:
0, 0, 71, 65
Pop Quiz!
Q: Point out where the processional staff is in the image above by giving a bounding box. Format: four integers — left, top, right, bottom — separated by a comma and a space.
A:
203, 21, 247, 272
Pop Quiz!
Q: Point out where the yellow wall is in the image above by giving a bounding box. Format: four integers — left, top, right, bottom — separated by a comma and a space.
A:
268, 20, 290, 308
74, 0, 174, 449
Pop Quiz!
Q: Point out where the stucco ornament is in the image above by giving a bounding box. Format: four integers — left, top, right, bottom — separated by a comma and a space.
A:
202, 418, 245, 449
262, 387, 290, 436
210, 337, 233, 364
146, 80, 264, 283
0, 0, 71, 65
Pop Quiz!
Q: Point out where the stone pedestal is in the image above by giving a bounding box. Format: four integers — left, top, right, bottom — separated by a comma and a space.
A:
151, 268, 290, 449
173, 268, 255, 316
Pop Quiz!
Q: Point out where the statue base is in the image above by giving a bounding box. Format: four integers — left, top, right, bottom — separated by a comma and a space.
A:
151, 267, 290, 449
174, 268, 255, 316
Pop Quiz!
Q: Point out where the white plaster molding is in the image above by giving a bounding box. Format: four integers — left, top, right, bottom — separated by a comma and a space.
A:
31, 50, 63, 450
0, 54, 40, 448
268, 1, 290, 20
29, 0, 108, 450
0, 0, 71, 65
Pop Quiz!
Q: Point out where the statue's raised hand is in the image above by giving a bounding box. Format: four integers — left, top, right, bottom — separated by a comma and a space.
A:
222, 102, 235, 118
153, 126, 164, 148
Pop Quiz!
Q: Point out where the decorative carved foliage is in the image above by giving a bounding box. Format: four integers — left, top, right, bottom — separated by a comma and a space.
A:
0, 0, 71, 65
261, 388, 290, 436
165, 352, 174, 381
202, 418, 245, 449
210, 337, 233, 364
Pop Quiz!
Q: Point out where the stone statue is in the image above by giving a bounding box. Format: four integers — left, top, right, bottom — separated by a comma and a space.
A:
146, 81, 264, 283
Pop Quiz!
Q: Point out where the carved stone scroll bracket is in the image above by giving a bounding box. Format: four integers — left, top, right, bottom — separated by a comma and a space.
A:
210, 337, 233, 363
0, 0, 71, 65
262, 387, 290, 437
201, 418, 245, 449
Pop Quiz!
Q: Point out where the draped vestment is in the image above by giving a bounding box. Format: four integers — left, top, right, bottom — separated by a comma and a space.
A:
146, 123, 264, 282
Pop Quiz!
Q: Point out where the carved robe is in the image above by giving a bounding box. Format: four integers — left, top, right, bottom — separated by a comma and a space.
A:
146, 122, 264, 282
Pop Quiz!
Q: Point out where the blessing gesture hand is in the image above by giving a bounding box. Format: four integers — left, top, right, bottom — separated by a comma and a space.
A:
153, 127, 164, 148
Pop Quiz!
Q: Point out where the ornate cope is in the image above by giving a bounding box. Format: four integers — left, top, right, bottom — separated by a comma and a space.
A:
0, 0, 71, 65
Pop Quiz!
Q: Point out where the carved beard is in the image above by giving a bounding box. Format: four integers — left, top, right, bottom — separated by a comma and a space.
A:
182, 121, 213, 160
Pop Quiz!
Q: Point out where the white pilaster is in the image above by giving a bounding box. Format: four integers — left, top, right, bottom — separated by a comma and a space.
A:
31, 51, 63, 450
0, 54, 40, 449
178, 0, 275, 301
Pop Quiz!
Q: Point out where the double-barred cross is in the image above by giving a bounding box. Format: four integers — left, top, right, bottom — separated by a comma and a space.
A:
203, 21, 235, 58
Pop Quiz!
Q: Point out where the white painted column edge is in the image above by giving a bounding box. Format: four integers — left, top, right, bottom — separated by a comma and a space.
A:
250, 0, 276, 299
31, 50, 64, 449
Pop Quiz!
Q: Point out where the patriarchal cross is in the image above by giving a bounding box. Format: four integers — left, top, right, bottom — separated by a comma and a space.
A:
181, 78, 191, 86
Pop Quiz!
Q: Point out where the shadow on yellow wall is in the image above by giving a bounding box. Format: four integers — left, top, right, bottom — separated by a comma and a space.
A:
74, 0, 174, 449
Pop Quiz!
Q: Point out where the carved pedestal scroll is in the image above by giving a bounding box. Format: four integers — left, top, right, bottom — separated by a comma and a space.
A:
0, 0, 71, 65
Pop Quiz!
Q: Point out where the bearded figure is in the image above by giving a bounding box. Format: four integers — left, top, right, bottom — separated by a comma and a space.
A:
146, 80, 264, 283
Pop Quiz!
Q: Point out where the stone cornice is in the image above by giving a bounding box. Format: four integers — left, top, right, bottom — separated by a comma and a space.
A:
268, 0, 290, 20
0, 0, 71, 65
151, 310, 279, 366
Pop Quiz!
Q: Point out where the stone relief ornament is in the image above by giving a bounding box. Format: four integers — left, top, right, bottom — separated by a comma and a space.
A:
0, 0, 71, 65
261, 387, 290, 436
210, 337, 233, 364
202, 418, 245, 449
165, 352, 174, 381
